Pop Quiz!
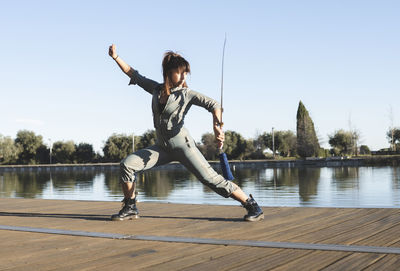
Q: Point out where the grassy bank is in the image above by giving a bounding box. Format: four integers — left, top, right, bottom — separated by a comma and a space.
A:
356, 155, 400, 166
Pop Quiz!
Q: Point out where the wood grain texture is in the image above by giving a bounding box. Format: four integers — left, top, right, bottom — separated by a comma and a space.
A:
0, 198, 400, 270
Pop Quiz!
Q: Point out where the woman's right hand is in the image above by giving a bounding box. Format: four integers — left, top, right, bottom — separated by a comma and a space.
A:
109, 44, 117, 59
108, 44, 133, 77
213, 124, 225, 149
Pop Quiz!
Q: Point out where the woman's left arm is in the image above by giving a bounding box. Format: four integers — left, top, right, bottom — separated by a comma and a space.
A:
188, 89, 224, 147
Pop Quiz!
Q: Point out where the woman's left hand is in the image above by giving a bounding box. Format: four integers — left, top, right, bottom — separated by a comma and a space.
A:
213, 124, 225, 149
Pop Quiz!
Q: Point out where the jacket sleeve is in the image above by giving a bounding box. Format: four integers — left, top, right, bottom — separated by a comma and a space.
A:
188, 89, 221, 112
128, 69, 159, 94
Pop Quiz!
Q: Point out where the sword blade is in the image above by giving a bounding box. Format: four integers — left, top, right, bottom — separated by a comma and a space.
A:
220, 34, 227, 123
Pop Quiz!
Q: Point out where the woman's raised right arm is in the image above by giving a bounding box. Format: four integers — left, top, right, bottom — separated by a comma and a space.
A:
109, 44, 134, 78
108, 44, 158, 94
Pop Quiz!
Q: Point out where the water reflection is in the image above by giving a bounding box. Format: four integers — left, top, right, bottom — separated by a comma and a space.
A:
103, 167, 123, 197
242, 168, 321, 202
0, 166, 399, 207
298, 168, 320, 202
333, 167, 360, 181
139, 170, 192, 199
331, 167, 360, 191
0, 171, 49, 198
392, 167, 400, 186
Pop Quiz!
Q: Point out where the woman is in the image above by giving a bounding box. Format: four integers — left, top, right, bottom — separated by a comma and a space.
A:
108, 44, 263, 222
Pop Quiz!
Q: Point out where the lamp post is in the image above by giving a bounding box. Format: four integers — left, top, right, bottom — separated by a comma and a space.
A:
48, 138, 52, 164
132, 133, 135, 153
272, 127, 275, 159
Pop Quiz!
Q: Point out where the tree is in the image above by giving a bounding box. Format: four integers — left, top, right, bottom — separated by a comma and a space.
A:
274, 130, 297, 157
387, 127, 400, 151
359, 145, 371, 155
257, 130, 297, 157
198, 132, 218, 160
347, 115, 361, 156
0, 135, 21, 164
35, 144, 50, 164
388, 106, 395, 151
248, 133, 266, 159
52, 140, 76, 163
198, 131, 265, 160
135, 130, 156, 150
14, 130, 44, 164
350, 130, 360, 156
75, 143, 95, 163
103, 134, 133, 162
296, 101, 320, 157
242, 138, 259, 160
224, 131, 247, 160
328, 129, 355, 156
257, 132, 272, 152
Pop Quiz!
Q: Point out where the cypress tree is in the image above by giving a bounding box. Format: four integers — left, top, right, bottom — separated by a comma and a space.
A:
296, 101, 320, 157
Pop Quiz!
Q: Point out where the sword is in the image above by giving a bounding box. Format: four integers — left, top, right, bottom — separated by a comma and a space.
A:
218, 34, 234, 180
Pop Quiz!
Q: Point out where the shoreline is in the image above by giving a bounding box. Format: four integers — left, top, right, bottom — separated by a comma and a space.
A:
1, 155, 399, 172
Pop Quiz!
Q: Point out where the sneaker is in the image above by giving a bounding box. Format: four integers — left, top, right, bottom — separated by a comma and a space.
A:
111, 198, 139, 221
243, 194, 264, 222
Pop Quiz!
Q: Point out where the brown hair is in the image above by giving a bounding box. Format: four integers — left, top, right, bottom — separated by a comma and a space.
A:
162, 51, 191, 95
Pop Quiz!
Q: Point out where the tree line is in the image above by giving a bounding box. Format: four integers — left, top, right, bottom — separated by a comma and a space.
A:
1, 101, 399, 165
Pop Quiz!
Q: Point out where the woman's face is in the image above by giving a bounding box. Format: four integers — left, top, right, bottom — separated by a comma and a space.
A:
170, 68, 187, 88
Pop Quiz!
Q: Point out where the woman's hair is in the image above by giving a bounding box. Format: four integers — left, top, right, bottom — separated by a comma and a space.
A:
162, 51, 191, 95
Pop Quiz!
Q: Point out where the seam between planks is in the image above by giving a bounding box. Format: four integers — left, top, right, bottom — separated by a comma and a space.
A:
1, 224, 400, 255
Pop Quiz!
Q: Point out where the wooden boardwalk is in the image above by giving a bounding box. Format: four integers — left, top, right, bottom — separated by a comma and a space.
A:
0, 198, 400, 270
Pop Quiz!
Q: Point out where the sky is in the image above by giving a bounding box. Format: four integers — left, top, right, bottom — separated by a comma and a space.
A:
1, 0, 399, 154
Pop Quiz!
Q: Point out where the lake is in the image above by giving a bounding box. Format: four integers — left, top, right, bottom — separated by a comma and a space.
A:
1, 166, 399, 208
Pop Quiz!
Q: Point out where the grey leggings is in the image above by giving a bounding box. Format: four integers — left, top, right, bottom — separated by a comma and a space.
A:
120, 128, 237, 198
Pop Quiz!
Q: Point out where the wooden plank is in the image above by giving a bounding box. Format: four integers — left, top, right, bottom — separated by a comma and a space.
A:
139, 246, 276, 271
363, 254, 400, 270
180, 247, 300, 271
269, 250, 350, 271
1, 234, 119, 270
285, 208, 393, 243
354, 216, 400, 247
320, 253, 386, 270
321, 210, 400, 246
55, 242, 212, 271
230, 249, 313, 271
1, 199, 400, 270
2, 234, 157, 270
209, 207, 371, 245
220, 207, 364, 242
142, 207, 351, 242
